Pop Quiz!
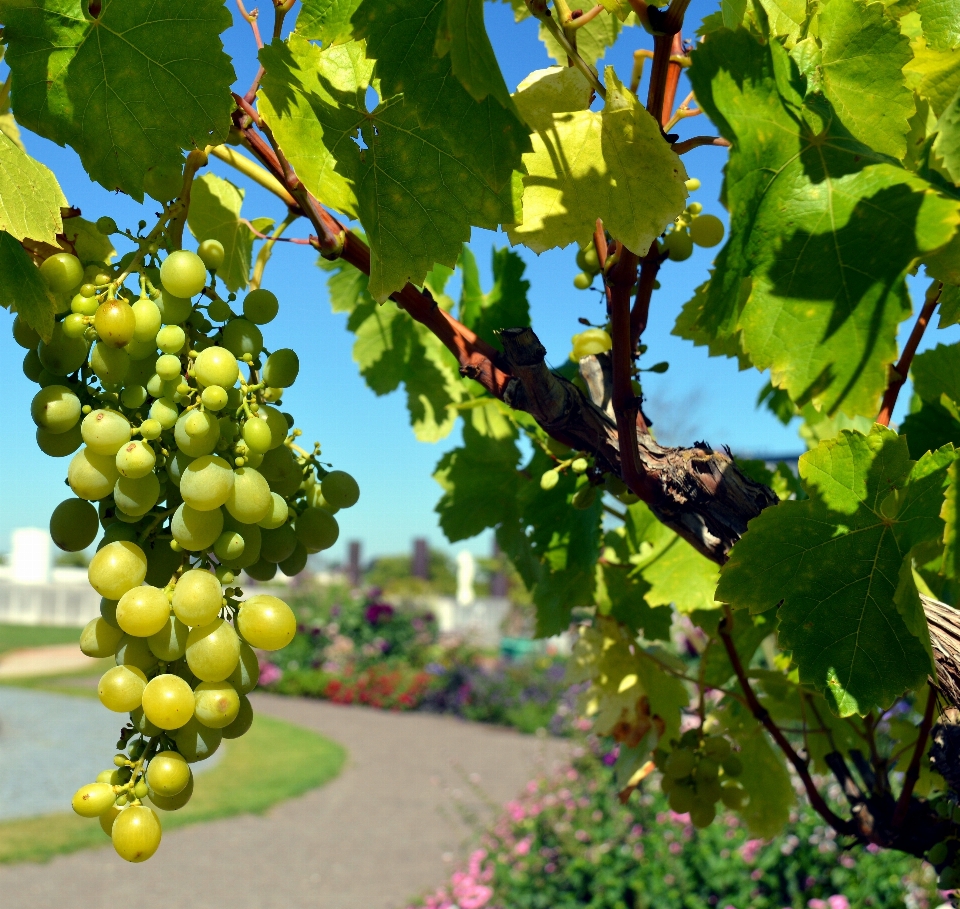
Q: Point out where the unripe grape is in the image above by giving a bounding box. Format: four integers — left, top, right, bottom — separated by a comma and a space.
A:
100, 597, 120, 628
149, 771, 194, 811
687, 201, 703, 215
261, 523, 298, 563
242, 288, 279, 324
214, 531, 245, 562
540, 469, 559, 491
668, 783, 695, 814
571, 457, 588, 474
137, 420, 161, 443
38, 321, 88, 375
261, 349, 299, 388
82, 409, 131, 455
173, 715, 222, 763
222, 318, 263, 358
96, 215, 118, 235
98, 664, 148, 712
148, 615, 190, 662
146, 751, 190, 797
112, 804, 162, 862
259, 445, 301, 497
703, 736, 731, 761
23, 348, 44, 383
719, 782, 747, 809
258, 492, 289, 530
194, 680, 240, 728
160, 250, 206, 299
72, 292, 99, 315
279, 540, 308, 577
79, 616, 124, 658
237, 594, 296, 651
573, 272, 592, 290
186, 618, 240, 682
228, 642, 260, 695
222, 694, 254, 739
662, 229, 693, 261
94, 299, 137, 348
115, 440, 156, 479
201, 386, 228, 410
156, 324, 185, 355
115, 634, 160, 674
689, 801, 716, 829
664, 749, 696, 780
172, 569, 222, 626
40, 252, 83, 293
570, 328, 612, 359
197, 239, 225, 271
157, 288, 193, 325
13, 314, 41, 349
113, 473, 160, 517
177, 453, 235, 513
245, 557, 278, 582
50, 497, 99, 551
689, 214, 725, 248
207, 298, 234, 322
171, 503, 223, 551
141, 674, 195, 730
321, 470, 360, 508
223, 466, 272, 524
72, 782, 116, 818
684, 177, 701, 191
721, 755, 743, 777
63, 312, 88, 339
218, 515, 261, 570
149, 396, 179, 430
260, 406, 288, 449
174, 410, 220, 457
242, 417, 273, 454
155, 353, 182, 381
88, 541, 147, 599
194, 345, 239, 388
295, 508, 339, 554
116, 584, 170, 638
120, 384, 147, 410
91, 341, 131, 384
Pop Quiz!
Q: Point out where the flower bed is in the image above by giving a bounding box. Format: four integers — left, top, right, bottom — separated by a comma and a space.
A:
269, 663, 434, 711
406, 742, 941, 909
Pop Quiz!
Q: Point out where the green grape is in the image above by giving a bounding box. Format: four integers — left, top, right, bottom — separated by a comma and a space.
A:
321, 470, 360, 508
100, 522, 139, 547
664, 749, 696, 780
96, 769, 117, 784
79, 616, 124, 658
307, 486, 339, 513
571, 457, 588, 474
224, 466, 272, 524
115, 440, 156, 479
694, 758, 719, 782
71, 294, 99, 316
100, 597, 120, 628
178, 454, 235, 511
662, 229, 693, 261
165, 450, 194, 488
186, 618, 240, 682
13, 314, 41, 349
719, 782, 747, 809
242, 288, 279, 324
540, 470, 559, 491
143, 537, 183, 588
82, 409, 132, 456
50, 498, 99, 551
91, 342, 131, 384
23, 349, 44, 383
72, 782, 116, 818
31, 386, 81, 435
237, 594, 296, 651
37, 421, 83, 457
172, 569, 223, 626
261, 405, 288, 448
155, 354, 182, 382
698, 779, 722, 806
221, 694, 254, 739
173, 715, 223, 763
148, 615, 190, 662
98, 664, 148, 712
194, 680, 240, 728
112, 804, 162, 863
668, 782, 695, 814
703, 736, 731, 761
207, 298, 234, 322
582, 247, 600, 273
68, 447, 119, 500
721, 755, 743, 777
261, 523, 298, 563
174, 410, 220, 457
157, 289, 193, 325
116, 584, 170, 637
689, 214, 725, 248
213, 531, 243, 562
259, 445, 301, 497
88, 541, 147, 599
115, 634, 160, 674
96, 216, 118, 235
194, 345, 239, 388
572, 485, 596, 509
141, 674, 195, 730
242, 417, 273, 454
171, 503, 224, 551
146, 752, 190, 798
295, 507, 339, 554
120, 384, 147, 410
130, 297, 161, 343
161, 250, 206, 299
687, 201, 703, 215
200, 386, 227, 411
197, 239, 225, 271
245, 557, 278, 582
39, 252, 83, 293
279, 540, 308, 577
94, 299, 137, 348
222, 318, 263, 359
262, 349, 299, 388
114, 474, 160, 517
63, 312, 88, 339
133, 779, 149, 799
149, 396, 179, 430
149, 771, 194, 812
156, 324, 185, 355
572, 272, 592, 290
257, 492, 289, 530
218, 515, 262, 570
685, 177, 701, 191
570, 328, 611, 360
139, 419, 162, 441
228, 642, 260, 695
689, 801, 717, 829
38, 321, 88, 375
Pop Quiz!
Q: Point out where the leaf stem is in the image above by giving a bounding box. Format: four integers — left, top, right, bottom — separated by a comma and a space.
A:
567, 4, 605, 28
673, 135, 730, 155
208, 145, 296, 207
892, 683, 937, 826
249, 211, 300, 290
876, 282, 942, 426
536, 6, 607, 99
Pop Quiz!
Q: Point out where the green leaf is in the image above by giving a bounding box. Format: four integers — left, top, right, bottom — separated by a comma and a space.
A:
934, 85, 960, 183
901, 399, 960, 458
62, 215, 115, 266
672, 277, 751, 369
539, 11, 622, 66
717, 425, 953, 715
904, 33, 960, 118
755, 0, 808, 44
688, 27, 960, 417
458, 245, 530, 351
918, 0, 960, 50
722, 0, 748, 29
697, 609, 777, 688
3, 0, 235, 199
259, 36, 521, 302
734, 728, 796, 838
0, 132, 65, 243
940, 283, 960, 327
911, 342, 960, 403
187, 174, 259, 293
0, 232, 56, 340
295, 0, 363, 45
594, 561, 673, 641
818, 0, 916, 159
944, 459, 960, 577
512, 66, 594, 132
508, 68, 688, 256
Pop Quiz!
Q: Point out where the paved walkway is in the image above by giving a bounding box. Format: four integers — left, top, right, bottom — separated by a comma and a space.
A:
0, 644, 97, 678
0, 693, 570, 909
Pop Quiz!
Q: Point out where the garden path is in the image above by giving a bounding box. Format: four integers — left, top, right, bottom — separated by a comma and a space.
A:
0, 692, 570, 909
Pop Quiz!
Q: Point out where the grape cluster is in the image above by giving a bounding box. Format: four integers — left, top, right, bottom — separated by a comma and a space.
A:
659, 179, 725, 262
14, 215, 360, 862
925, 798, 960, 888
653, 731, 746, 829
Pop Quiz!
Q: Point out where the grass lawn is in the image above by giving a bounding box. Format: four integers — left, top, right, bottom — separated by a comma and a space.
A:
0, 624, 81, 655
0, 710, 346, 863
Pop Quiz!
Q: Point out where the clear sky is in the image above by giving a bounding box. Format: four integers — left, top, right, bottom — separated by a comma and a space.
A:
0, 0, 955, 563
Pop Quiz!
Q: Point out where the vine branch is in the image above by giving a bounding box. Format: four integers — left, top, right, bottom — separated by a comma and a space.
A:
673, 135, 731, 154
892, 684, 937, 826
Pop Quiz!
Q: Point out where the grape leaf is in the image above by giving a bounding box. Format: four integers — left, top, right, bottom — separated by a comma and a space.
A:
594, 562, 674, 641
539, 10, 622, 65
0, 232, 56, 340
0, 69, 23, 152
3, 0, 235, 199
934, 86, 960, 183
818, 0, 916, 159
944, 460, 960, 577
904, 35, 960, 117
911, 342, 960, 403
62, 215, 115, 266
697, 609, 777, 688
0, 132, 66, 243
901, 400, 960, 459
296, 0, 363, 45
688, 28, 960, 417
718, 424, 953, 716
734, 726, 796, 837
508, 68, 688, 256
722, 0, 748, 28
259, 36, 521, 302
918, 0, 960, 50
187, 174, 262, 293
756, 0, 808, 44
458, 245, 530, 351
512, 66, 594, 132
672, 277, 751, 369
940, 283, 960, 327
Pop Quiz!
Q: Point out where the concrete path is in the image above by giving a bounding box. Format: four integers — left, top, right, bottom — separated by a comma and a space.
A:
0, 693, 570, 909
0, 644, 97, 678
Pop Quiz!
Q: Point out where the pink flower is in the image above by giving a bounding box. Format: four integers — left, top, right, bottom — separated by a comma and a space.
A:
506, 801, 526, 822
669, 842, 682, 855
866, 843, 880, 854
827, 897, 850, 909
740, 839, 765, 865
258, 661, 282, 685
807, 901, 827, 909
514, 837, 532, 857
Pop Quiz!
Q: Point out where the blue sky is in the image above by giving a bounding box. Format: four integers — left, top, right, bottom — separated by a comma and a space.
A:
0, 0, 954, 563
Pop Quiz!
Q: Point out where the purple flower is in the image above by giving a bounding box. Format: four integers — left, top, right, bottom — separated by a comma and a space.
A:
365, 602, 395, 625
